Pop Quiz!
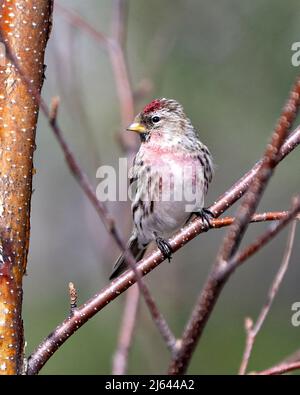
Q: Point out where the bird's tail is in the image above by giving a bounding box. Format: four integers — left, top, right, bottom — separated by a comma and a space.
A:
109, 236, 146, 280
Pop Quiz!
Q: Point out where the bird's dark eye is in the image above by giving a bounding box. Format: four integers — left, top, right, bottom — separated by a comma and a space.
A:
151, 116, 160, 123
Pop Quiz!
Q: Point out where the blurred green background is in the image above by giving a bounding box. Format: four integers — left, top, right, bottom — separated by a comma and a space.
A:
24, 0, 300, 374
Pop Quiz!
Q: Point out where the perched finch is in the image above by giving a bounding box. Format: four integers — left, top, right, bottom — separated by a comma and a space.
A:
110, 98, 213, 279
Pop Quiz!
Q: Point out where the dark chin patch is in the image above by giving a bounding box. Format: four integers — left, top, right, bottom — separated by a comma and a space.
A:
140, 133, 149, 142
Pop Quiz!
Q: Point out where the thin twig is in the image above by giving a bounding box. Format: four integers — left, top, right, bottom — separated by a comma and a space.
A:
110, 0, 141, 374
52, 18, 102, 172
168, 76, 300, 375
228, 209, 298, 271
56, 2, 138, 153
278, 349, 300, 364
68, 282, 78, 315
168, 199, 300, 375
255, 361, 300, 375
211, 211, 293, 228
239, 220, 297, 374
212, 126, 300, 218
217, 77, 300, 264
249, 325, 300, 376
49, 96, 60, 124
110, 0, 140, 375
111, 0, 129, 51
55, 3, 109, 46
251, 347, 300, 375
107, 34, 137, 153
112, 285, 140, 375
109, 0, 135, 129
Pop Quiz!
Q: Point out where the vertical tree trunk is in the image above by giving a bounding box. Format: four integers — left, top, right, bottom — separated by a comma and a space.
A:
0, 0, 53, 375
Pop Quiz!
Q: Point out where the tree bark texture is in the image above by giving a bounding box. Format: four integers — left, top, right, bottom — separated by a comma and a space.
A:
0, 0, 53, 374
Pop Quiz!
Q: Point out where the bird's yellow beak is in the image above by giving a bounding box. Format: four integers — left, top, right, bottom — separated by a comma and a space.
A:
126, 121, 146, 134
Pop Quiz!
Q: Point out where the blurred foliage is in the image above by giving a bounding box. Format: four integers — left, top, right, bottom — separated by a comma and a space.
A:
24, 0, 300, 374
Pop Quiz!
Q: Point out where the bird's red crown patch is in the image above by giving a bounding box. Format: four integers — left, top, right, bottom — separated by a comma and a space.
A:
143, 99, 162, 114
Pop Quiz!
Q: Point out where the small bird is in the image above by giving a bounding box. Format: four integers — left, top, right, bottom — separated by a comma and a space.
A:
110, 98, 213, 279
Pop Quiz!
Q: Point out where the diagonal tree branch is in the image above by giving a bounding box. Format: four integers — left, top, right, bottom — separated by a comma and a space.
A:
253, 343, 300, 375
269, 348, 300, 366
217, 77, 300, 263
168, 198, 300, 375
227, 209, 298, 271
26, 202, 300, 375
239, 220, 297, 374
255, 361, 300, 375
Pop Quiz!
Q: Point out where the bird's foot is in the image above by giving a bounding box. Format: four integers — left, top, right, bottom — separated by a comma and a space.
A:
194, 207, 215, 231
155, 236, 172, 262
